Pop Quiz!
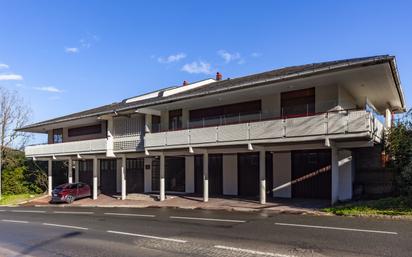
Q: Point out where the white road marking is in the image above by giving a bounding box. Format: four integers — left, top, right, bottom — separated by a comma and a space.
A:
11, 210, 46, 213
214, 245, 294, 257
104, 212, 155, 218
43, 223, 88, 230
1, 219, 29, 224
169, 216, 246, 223
107, 230, 187, 243
274, 222, 398, 235
0, 210, 6, 212
53, 211, 94, 215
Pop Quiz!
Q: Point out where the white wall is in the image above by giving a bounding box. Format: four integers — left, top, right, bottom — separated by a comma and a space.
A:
338, 149, 353, 201
223, 154, 238, 195
185, 156, 195, 193
144, 158, 152, 192
273, 151, 292, 198
338, 85, 357, 110
315, 85, 339, 112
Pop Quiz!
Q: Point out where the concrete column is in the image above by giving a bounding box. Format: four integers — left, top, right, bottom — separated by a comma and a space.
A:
68, 158, 73, 184
145, 114, 152, 133
75, 160, 79, 183
331, 146, 339, 205
107, 118, 115, 157
92, 157, 98, 200
121, 155, 126, 200
385, 108, 392, 129
159, 154, 165, 201
203, 152, 209, 202
259, 150, 266, 204
48, 160, 53, 196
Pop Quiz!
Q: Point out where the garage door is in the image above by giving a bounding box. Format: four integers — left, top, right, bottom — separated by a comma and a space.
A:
126, 158, 144, 193
78, 160, 93, 188
292, 150, 331, 199
194, 154, 223, 195
52, 161, 69, 188
100, 159, 117, 194
151, 157, 185, 192
238, 153, 259, 197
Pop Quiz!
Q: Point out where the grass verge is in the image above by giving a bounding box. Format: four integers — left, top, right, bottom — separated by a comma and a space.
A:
0, 194, 42, 205
323, 197, 412, 216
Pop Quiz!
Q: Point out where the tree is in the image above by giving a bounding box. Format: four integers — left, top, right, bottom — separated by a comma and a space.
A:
0, 87, 31, 199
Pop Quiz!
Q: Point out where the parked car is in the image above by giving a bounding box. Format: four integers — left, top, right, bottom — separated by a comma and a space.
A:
51, 182, 91, 203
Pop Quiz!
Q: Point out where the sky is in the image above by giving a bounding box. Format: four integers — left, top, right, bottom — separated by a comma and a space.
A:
0, 0, 411, 143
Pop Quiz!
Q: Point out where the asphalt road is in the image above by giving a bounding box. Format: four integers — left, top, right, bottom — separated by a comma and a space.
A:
0, 206, 410, 257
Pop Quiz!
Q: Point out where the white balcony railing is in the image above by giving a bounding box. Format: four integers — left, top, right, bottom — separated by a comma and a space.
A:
25, 138, 107, 157
145, 110, 384, 148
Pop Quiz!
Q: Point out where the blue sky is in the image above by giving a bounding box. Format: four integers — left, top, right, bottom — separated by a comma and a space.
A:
0, 0, 411, 140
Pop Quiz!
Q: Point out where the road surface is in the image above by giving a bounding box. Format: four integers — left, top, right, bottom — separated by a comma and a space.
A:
0, 206, 410, 256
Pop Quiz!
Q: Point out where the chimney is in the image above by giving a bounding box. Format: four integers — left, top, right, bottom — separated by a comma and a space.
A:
182, 80, 189, 86
216, 72, 222, 81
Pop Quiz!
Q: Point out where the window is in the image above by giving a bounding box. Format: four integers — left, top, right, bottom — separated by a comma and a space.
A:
152, 115, 161, 133
169, 109, 182, 130
52, 128, 63, 143
281, 88, 315, 117
68, 124, 102, 137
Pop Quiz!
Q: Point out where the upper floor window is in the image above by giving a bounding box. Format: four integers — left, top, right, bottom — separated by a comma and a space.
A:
281, 88, 315, 118
169, 109, 182, 130
68, 124, 102, 137
152, 115, 161, 132
52, 128, 63, 144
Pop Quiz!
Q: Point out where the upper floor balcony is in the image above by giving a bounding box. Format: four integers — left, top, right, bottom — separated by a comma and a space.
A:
144, 108, 384, 150
25, 138, 107, 158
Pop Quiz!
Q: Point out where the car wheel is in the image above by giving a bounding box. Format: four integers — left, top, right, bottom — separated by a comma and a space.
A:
66, 195, 75, 204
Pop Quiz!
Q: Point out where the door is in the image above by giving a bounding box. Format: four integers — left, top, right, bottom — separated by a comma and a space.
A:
126, 158, 144, 193
100, 159, 117, 194
165, 157, 185, 192
194, 154, 223, 195
52, 161, 68, 188
238, 153, 259, 197
266, 152, 273, 197
291, 150, 331, 199
152, 158, 160, 191
78, 160, 93, 188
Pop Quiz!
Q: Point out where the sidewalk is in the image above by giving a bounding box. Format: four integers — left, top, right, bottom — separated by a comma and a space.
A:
22, 193, 330, 215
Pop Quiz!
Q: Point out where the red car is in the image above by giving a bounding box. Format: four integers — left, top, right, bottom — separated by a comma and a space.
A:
51, 182, 91, 203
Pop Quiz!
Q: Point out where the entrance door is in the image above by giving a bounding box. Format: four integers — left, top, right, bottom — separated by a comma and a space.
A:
126, 158, 144, 193
291, 150, 331, 199
266, 152, 273, 197
78, 160, 93, 188
100, 159, 117, 194
152, 158, 160, 191
194, 154, 223, 195
238, 153, 259, 197
165, 157, 185, 192
52, 161, 68, 188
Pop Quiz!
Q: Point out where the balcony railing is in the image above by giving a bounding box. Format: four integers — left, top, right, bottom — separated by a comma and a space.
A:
145, 109, 384, 148
25, 138, 107, 157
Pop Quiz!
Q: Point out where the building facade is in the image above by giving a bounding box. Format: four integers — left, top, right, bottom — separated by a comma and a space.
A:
19, 55, 405, 205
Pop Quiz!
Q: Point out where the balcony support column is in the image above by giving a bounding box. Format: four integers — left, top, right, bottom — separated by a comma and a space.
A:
259, 150, 266, 204
75, 160, 79, 183
203, 152, 209, 202
92, 157, 98, 200
48, 160, 53, 196
68, 158, 73, 184
159, 154, 165, 201
121, 155, 126, 200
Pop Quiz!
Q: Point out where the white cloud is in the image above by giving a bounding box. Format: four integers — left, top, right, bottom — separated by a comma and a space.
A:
218, 50, 243, 63
181, 61, 212, 74
0, 63, 9, 69
34, 86, 63, 93
251, 52, 262, 58
158, 53, 187, 63
0, 74, 23, 81
65, 47, 79, 54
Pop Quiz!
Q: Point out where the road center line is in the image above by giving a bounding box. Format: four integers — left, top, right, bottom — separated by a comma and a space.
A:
214, 245, 294, 257
43, 223, 88, 230
53, 211, 94, 215
274, 222, 398, 235
11, 210, 46, 213
107, 230, 187, 243
104, 212, 155, 218
1, 219, 29, 224
169, 216, 246, 223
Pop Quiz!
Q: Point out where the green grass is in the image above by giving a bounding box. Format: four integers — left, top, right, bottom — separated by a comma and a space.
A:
323, 197, 412, 216
0, 194, 41, 205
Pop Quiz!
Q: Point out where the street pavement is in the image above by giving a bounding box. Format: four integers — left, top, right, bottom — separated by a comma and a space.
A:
0, 206, 410, 257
